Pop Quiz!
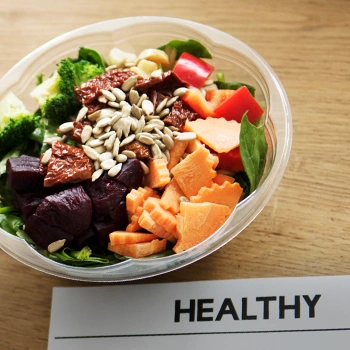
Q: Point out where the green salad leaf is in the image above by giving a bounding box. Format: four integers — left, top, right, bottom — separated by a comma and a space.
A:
158, 39, 212, 59
215, 72, 256, 96
78, 47, 107, 68
239, 113, 268, 194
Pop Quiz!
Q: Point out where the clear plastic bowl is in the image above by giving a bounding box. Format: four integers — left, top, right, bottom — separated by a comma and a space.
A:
0, 17, 292, 282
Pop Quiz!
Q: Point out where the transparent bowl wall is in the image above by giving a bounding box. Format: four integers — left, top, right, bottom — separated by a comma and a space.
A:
0, 17, 292, 282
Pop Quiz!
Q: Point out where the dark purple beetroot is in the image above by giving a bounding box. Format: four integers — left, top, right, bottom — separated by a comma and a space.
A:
116, 159, 143, 191
91, 217, 117, 248
25, 213, 74, 248
13, 191, 44, 219
6, 155, 43, 191
34, 185, 92, 238
72, 227, 96, 250
84, 173, 127, 216
110, 200, 128, 229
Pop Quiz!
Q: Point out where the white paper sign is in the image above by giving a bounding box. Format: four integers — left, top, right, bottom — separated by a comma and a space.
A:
48, 276, 350, 349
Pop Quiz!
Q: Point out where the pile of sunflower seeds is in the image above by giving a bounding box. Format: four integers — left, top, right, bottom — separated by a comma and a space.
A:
52, 75, 197, 182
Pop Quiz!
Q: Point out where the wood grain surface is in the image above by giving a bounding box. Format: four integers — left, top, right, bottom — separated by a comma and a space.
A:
0, 0, 349, 348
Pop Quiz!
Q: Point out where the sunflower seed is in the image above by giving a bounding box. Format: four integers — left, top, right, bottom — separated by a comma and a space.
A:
153, 127, 164, 138
166, 95, 179, 107
76, 105, 88, 122
93, 145, 106, 154
162, 134, 174, 150
159, 108, 170, 118
164, 149, 170, 161
92, 169, 104, 182
155, 97, 168, 114
92, 126, 103, 136
111, 87, 126, 102
142, 99, 154, 116
147, 119, 164, 129
155, 139, 166, 149
145, 114, 161, 121
104, 125, 112, 133
105, 64, 117, 71
99, 151, 113, 163
104, 132, 117, 150
58, 122, 74, 133
204, 79, 214, 86
116, 153, 128, 163
94, 160, 100, 170
129, 89, 140, 105
101, 89, 116, 102
112, 138, 120, 157
173, 87, 189, 97
150, 69, 163, 78
138, 134, 155, 145
82, 145, 100, 160
135, 116, 145, 134
108, 163, 122, 177
119, 134, 136, 147
100, 158, 116, 170
88, 138, 104, 148
87, 110, 101, 121
110, 111, 123, 125
41, 148, 52, 164
175, 132, 196, 141
130, 116, 138, 131
151, 143, 162, 158
163, 126, 173, 138
121, 104, 132, 118
48, 239, 66, 253
137, 93, 148, 107
142, 124, 156, 132
139, 160, 149, 175
96, 117, 111, 129
131, 104, 142, 119
98, 95, 108, 104
98, 130, 115, 141
122, 150, 136, 158
121, 75, 138, 91
100, 108, 116, 119
108, 101, 120, 108
44, 136, 62, 144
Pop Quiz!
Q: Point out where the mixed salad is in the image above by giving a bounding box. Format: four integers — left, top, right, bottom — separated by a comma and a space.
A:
0, 39, 268, 266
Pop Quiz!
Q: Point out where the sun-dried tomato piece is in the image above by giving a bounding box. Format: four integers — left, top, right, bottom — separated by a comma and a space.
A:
62, 120, 93, 143
42, 141, 93, 187
74, 69, 136, 105
164, 100, 199, 129
122, 141, 151, 160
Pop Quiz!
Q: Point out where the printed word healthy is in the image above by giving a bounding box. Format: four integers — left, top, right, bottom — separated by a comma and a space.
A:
174, 295, 321, 322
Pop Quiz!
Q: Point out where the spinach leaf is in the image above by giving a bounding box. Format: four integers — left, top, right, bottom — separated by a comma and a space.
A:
158, 39, 212, 59
0, 213, 23, 235
78, 47, 107, 68
240, 113, 268, 194
215, 72, 256, 96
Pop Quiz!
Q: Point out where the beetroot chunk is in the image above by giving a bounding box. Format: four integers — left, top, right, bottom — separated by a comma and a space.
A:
116, 159, 143, 191
84, 173, 127, 216
6, 155, 43, 191
32, 185, 92, 238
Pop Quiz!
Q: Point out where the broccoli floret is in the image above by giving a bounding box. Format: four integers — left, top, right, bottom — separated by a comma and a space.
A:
0, 92, 37, 158
30, 59, 104, 125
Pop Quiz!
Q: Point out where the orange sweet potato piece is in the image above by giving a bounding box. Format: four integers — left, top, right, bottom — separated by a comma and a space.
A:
138, 210, 176, 242
143, 197, 178, 237
109, 231, 158, 245
108, 239, 167, 258
126, 206, 144, 232
167, 139, 190, 171
159, 177, 185, 215
171, 145, 216, 197
190, 181, 243, 210
144, 158, 171, 189
184, 117, 240, 153
126, 186, 157, 215
173, 202, 231, 253
213, 173, 235, 185
185, 138, 202, 154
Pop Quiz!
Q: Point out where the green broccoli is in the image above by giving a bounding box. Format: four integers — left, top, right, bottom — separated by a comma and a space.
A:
30, 59, 104, 125
0, 92, 37, 158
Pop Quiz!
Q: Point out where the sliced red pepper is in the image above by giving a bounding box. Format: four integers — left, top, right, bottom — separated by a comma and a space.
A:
173, 52, 214, 89
205, 89, 235, 106
181, 88, 218, 118
217, 147, 245, 173
213, 86, 264, 123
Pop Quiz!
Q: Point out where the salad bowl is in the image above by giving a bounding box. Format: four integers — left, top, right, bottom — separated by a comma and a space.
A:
0, 17, 292, 282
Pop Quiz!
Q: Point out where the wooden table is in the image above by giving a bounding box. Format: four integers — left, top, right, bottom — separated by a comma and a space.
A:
0, 0, 349, 348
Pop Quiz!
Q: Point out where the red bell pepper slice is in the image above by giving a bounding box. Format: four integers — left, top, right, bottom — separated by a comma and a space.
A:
217, 147, 245, 173
205, 89, 235, 107
181, 88, 218, 118
173, 52, 214, 89
213, 86, 264, 123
